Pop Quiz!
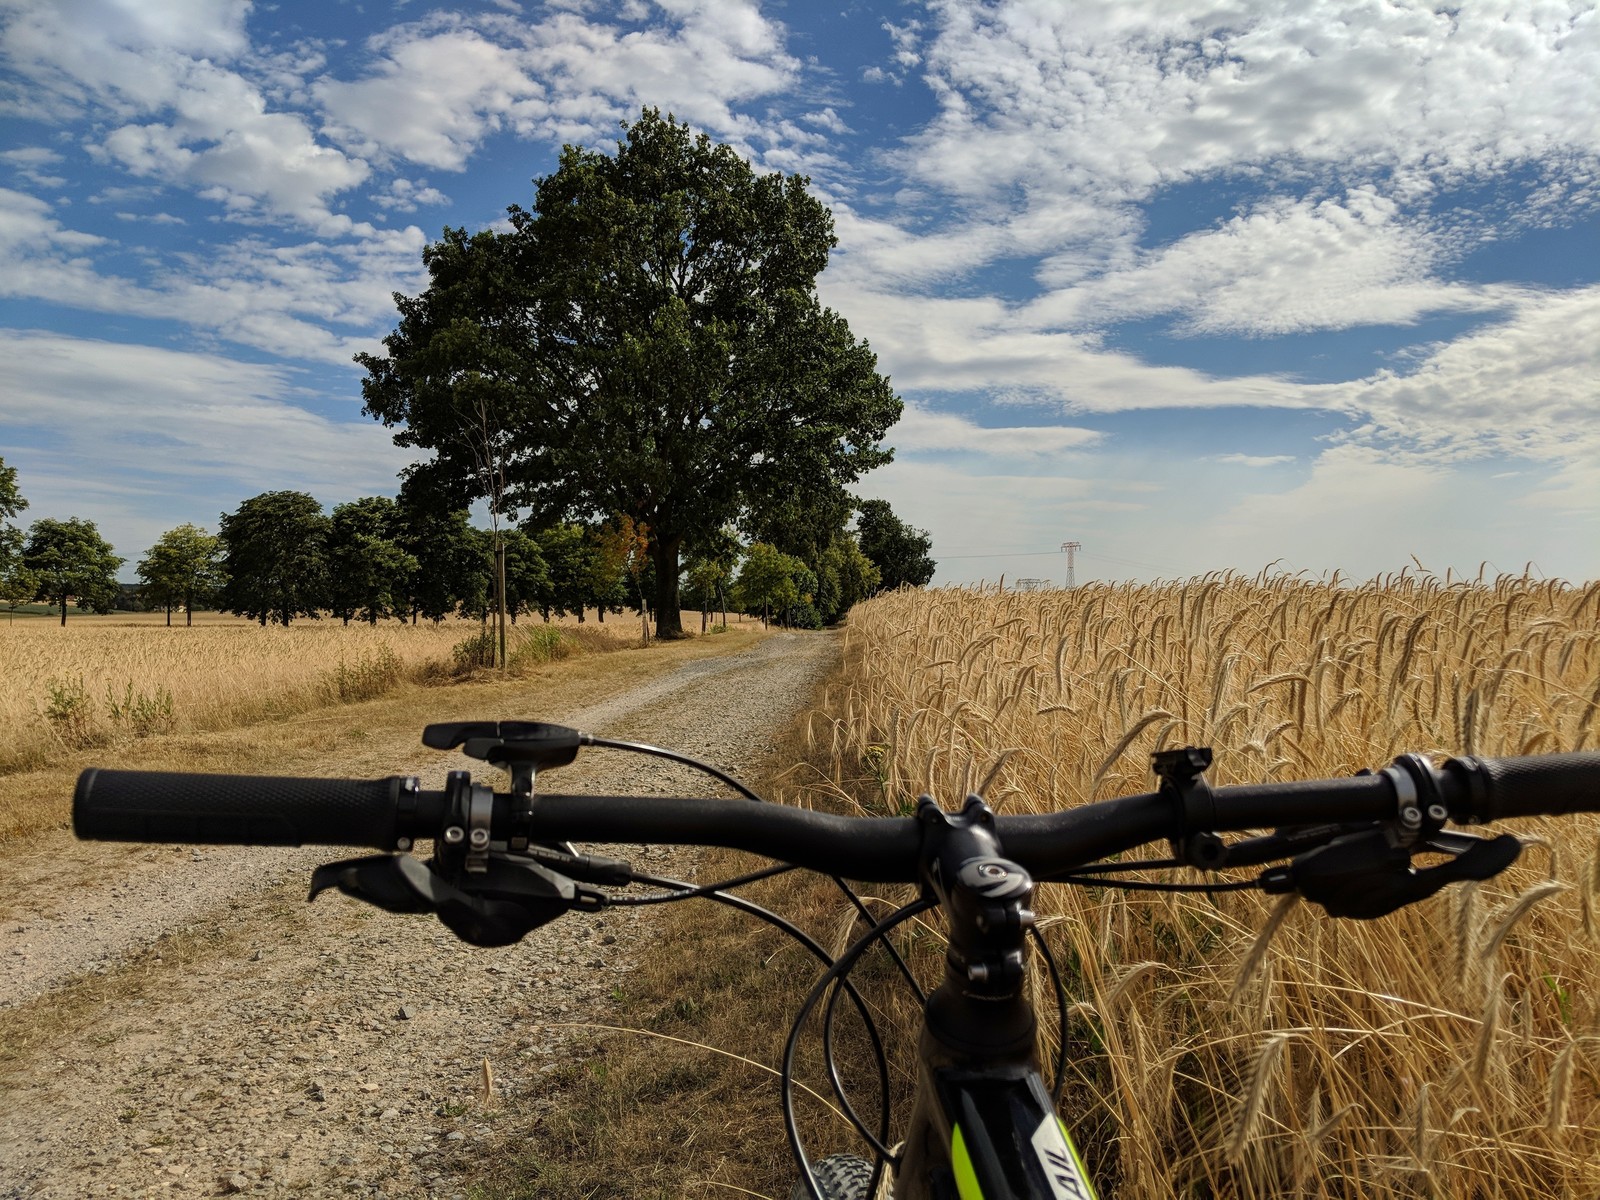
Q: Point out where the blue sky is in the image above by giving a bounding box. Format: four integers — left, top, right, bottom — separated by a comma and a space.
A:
1, 0, 1597, 586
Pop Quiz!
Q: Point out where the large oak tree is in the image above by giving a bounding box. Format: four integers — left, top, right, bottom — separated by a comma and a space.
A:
358, 109, 901, 638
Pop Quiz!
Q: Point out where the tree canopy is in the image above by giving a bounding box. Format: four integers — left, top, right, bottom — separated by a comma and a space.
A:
24, 517, 123, 624
856, 499, 936, 590
359, 108, 901, 638
0, 457, 33, 615
137, 524, 226, 626
219, 491, 330, 626
327, 497, 418, 626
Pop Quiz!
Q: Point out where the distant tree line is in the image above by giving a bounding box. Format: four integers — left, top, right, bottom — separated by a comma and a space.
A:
0, 456, 935, 629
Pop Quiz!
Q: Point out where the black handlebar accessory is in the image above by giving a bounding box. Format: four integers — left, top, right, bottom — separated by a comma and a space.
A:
309, 853, 607, 947
1262, 830, 1523, 919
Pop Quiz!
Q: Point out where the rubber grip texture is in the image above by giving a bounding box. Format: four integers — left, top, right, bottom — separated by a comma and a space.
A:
74, 769, 409, 849
1444, 752, 1600, 822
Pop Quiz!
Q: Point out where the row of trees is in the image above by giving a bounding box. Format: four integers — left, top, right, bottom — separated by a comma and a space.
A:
0, 456, 935, 629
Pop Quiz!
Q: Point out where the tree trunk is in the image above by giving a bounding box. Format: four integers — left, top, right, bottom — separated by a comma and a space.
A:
494, 542, 507, 671
651, 532, 686, 639
165, 601, 172, 627
59, 594, 67, 626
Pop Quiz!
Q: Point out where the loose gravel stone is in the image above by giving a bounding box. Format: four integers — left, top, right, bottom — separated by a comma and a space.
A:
0, 632, 836, 1199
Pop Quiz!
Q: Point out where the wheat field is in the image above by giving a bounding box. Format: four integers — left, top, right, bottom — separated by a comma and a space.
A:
0, 611, 639, 777
806, 572, 1600, 1198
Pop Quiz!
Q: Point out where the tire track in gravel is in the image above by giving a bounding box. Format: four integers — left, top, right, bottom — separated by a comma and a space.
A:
0, 630, 837, 1200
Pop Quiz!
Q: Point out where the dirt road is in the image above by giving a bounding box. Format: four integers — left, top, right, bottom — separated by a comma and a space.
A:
0, 631, 837, 1199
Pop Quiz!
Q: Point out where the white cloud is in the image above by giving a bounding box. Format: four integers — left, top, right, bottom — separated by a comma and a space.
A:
1215, 454, 1294, 468
0, 186, 106, 252
1330, 285, 1600, 463
0, 189, 427, 365
370, 177, 451, 212
0, 329, 422, 558
1205, 443, 1598, 580
906, 1, 1600, 206
315, 3, 802, 173
1027, 188, 1508, 335
315, 22, 545, 171
3, 3, 372, 232
824, 280, 1312, 413
893, 402, 1102, 456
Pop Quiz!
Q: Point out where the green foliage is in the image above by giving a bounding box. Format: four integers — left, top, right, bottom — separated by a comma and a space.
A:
321, 646, 405, 702
855, 498, 936, 590
451, 630, 499, 674
22, 516, 124, 624
104, 680, 176, 737
359, 108, 901, 640
327, 497, 418, 625
219, 491, 330, 626
395, 486, 490, 622
814, 532, 881, 625
508, 625, 572, 669
43, 675, 94, 745
136, 523, 226, 625
733, 542, 805, 627
0, 456, 24, 524
499, 528, 552, 622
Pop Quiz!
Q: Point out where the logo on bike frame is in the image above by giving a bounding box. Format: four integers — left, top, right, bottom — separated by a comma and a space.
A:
1030, 1114, 1098, 1200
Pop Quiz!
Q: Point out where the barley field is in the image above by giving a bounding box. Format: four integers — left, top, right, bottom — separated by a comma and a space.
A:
808, 572, 1600, 1198
0, 611, 639, 776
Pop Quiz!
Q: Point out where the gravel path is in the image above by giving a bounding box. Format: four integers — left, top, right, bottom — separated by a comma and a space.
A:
0, 631, 837, 1199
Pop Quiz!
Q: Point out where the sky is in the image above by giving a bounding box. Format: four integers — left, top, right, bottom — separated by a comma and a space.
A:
1, 0, 1597, 587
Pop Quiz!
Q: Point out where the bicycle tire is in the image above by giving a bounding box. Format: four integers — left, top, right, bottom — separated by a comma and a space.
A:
790, 1154, 874, 1200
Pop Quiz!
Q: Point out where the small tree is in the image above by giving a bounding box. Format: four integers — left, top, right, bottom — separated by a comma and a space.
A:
856, 499, 936, 590
327, 497, 418, 626
0, 456, 33, 619
219, 491, 330, 626
815, 532, 880, 624
394, 485, 488, 623
499, 528, 551, 624
599, 516, 652, 643
23, 517, 124, 625
735, 542, 804, 629
137, 524, 226, 626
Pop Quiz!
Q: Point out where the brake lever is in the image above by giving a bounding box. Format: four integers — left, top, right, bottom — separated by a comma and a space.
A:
309, 852, 609, 947
1259, 830, 1522, 920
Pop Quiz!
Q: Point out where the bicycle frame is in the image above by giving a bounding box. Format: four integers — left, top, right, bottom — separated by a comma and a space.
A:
858, 794, 1099, 1200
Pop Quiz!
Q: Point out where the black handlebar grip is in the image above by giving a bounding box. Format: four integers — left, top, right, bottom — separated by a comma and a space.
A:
73, 769, 417, 849
1442, 752, 1600, 823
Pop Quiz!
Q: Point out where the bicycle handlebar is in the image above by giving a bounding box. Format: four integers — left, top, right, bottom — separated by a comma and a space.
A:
74, 751, 1600, 881
73, 769, 415, 849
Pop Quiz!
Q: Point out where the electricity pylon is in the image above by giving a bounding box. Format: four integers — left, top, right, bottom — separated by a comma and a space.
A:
1060, 541, 1081, 588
